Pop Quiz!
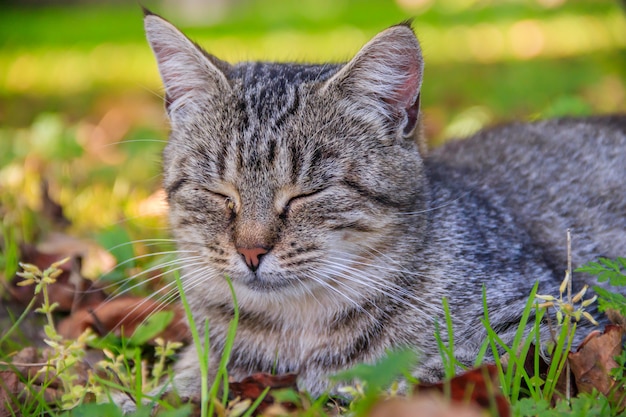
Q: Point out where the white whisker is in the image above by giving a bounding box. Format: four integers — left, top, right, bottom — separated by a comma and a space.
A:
318, 257, 440, 319
398, 191, 470, 215
305, 270, 377, 322
92, 253, 203, 295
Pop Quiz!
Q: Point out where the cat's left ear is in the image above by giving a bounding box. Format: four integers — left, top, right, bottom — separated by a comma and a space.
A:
144, 11, 232, 116
324, 23, 424, 138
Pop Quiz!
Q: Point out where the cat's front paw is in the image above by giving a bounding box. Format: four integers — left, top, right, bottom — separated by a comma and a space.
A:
111, 391, 139, 414
110, 385, 170, 414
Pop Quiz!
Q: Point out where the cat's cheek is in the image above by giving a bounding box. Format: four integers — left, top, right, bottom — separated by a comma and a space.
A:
340, 229, 366, 245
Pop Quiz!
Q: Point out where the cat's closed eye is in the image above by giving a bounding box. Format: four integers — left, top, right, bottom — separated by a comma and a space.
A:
280, 189, 327, 216
190, 186, 237, 214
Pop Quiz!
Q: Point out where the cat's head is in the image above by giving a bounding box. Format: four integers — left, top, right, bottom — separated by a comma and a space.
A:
145, 12, 429, 309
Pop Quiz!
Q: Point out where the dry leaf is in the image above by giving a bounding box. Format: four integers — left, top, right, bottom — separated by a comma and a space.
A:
368, 393, 484, 417
57, 296, 189, 343
415, 365, 510, 417
0, 370, 23, 417
0, 347, 63, 417
521, 343, 574, 402
229, 372, 299, 416
569, 324, 625, 396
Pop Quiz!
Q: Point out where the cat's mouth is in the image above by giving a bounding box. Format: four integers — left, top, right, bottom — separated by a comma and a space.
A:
240, 271, 296, 293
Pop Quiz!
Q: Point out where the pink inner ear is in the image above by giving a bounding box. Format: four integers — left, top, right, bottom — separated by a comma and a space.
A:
391, 65, 421, 109
385, 59, 421, 136
403, 93, 420, 136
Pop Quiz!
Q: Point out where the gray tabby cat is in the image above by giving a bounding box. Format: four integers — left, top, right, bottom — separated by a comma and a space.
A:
139, 10, 625, 406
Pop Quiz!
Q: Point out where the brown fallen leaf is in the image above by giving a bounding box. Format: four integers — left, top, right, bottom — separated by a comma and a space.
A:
415, 365, 510, 417
521, 343, 574, 402
569, 324, 625, 402
0, 370, 24, 417
229, 372, 299, 416
154, 373, 300, 417
0, 347, 63, 417
57, 296, 189, 343
368, 393, 485, 417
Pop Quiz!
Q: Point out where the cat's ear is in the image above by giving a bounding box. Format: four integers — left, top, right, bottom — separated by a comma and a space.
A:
324, 23, 424, 138
144, 12, 231, 114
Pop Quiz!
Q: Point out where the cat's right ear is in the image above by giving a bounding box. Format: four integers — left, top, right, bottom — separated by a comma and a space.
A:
144, 13, 231, 115
323, 23, 424, 139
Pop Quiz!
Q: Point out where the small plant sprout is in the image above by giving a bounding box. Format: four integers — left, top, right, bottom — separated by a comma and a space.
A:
535, 270, 599, 327
152, 337, 183, 384
17, 257, 98, 408
98, 348, 133, 388
17, 257, 69, 339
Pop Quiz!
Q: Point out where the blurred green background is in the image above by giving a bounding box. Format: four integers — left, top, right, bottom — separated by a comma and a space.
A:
0, 0, 625, 278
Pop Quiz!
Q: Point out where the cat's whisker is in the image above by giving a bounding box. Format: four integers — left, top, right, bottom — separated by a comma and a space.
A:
111, 238, 178, 245
98, 248, 198, 275
322, 257, 426, 302
296, 275, 325, 309
317, 258, 439, 319
155, 282, 185, 310
93, 260, 202, 312
170, 239, 215, 251
302, 274, 345, 309
104, 139, 169, 148
81, 255, 205, 338
362, 247, 419, 277
104, 281, 182, 338
326, 251, 430, 279
118, 281, 186, 336
397, 191, 472, 215
94, 265, 204, 327
178, 265, 221, 297
99, 254, 204, 298
102, 263, 214, 338
317, 260, 400, 302
313, 272, 393, 321
95, 248, 199, 283
305, 270, 377, 322
162, 260, 211, 291
138, 82, 166, 101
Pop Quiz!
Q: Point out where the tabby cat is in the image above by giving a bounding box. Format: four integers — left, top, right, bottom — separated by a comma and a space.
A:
133, 10, 626, 408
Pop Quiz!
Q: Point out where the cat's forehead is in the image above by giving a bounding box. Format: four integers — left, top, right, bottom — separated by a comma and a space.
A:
229, 62, 341, 94
218, 62, 344, 133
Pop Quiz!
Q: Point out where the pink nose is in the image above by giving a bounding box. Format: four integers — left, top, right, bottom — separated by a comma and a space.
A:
237, 246, 269, 271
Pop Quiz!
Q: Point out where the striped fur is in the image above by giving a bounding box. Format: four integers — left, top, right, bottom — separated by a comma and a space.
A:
140, 12, 626, 405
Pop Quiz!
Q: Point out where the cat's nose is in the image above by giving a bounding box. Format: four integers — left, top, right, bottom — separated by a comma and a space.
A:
237, 246, 269, 271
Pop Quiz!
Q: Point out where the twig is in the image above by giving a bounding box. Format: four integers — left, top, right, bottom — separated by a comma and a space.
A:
0, 361, 51, 367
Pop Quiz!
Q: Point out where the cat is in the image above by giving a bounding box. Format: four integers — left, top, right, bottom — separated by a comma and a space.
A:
125, 10, 626, 410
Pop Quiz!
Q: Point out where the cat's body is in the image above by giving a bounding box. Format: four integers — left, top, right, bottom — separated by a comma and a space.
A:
137, 12, 626, 406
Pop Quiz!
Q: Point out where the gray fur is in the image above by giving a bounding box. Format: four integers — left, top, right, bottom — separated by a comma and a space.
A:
139, 13, 626, 406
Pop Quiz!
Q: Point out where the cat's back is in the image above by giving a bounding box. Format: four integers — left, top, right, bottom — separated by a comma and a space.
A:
428, 116, 625, 172
426, 116, 626, 267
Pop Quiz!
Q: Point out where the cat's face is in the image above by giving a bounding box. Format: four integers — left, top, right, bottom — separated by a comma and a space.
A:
146, 14, 427, 306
